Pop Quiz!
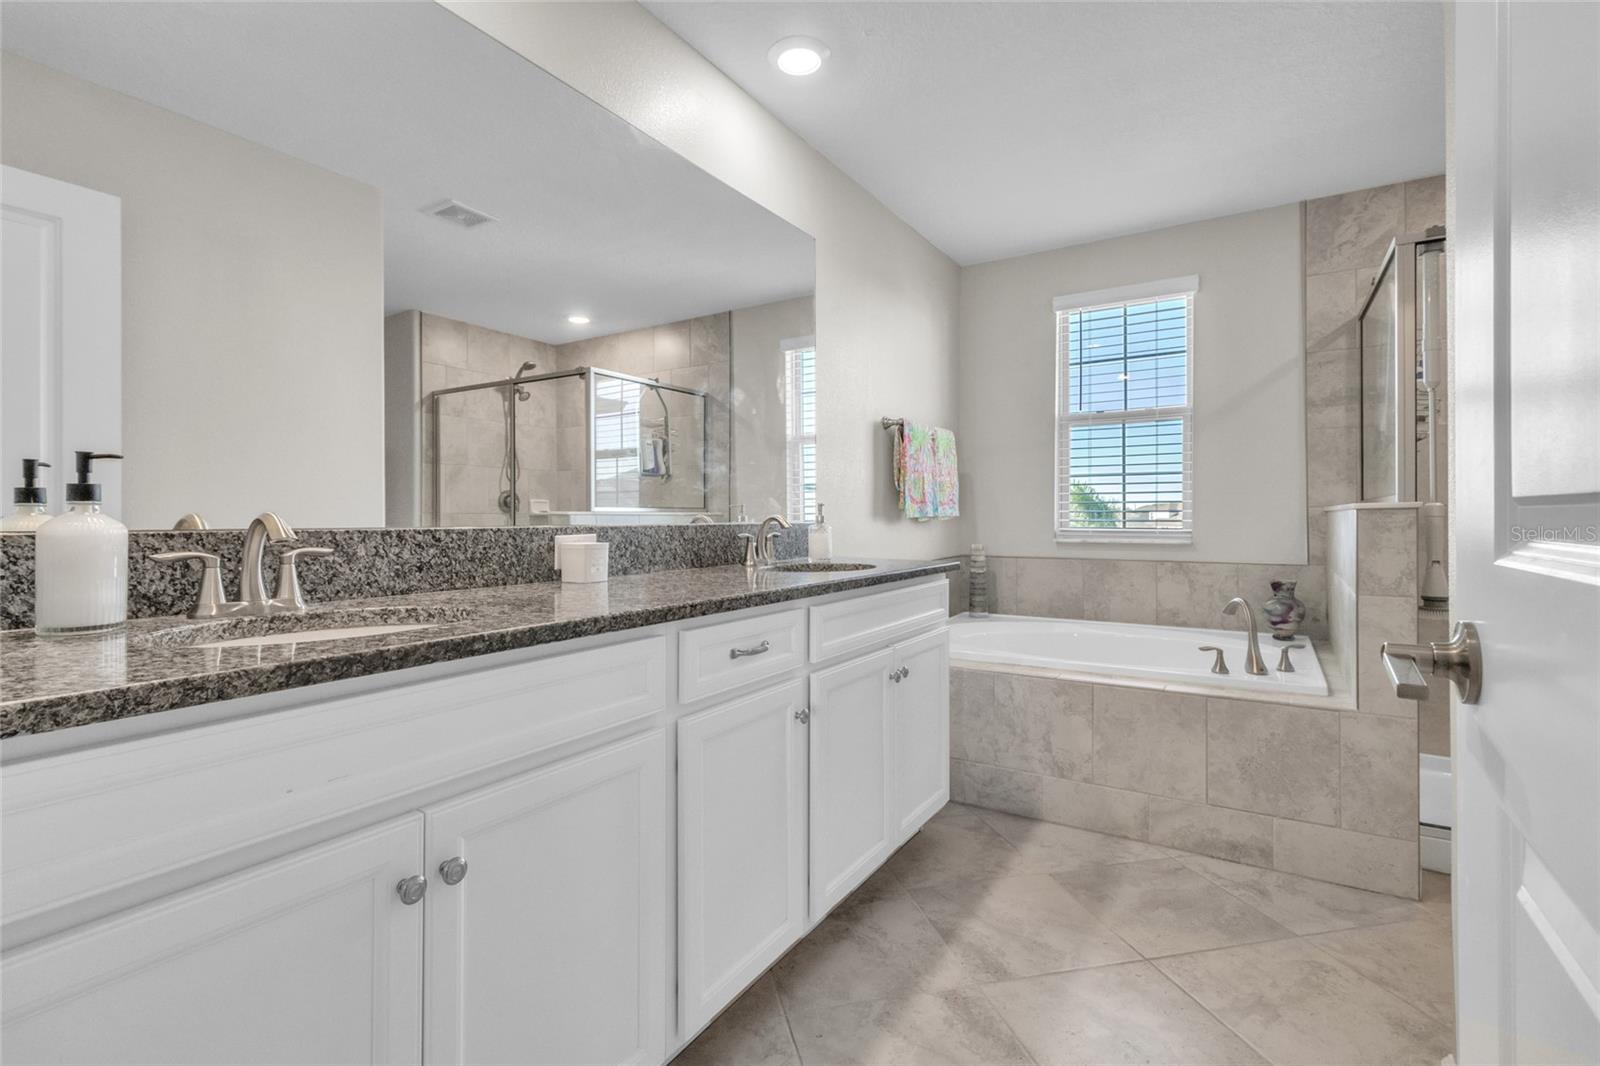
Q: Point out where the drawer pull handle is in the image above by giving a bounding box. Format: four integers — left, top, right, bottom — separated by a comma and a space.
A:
396, 875, 427, 905
730, 640, 771, 660
439, 857, 469, 886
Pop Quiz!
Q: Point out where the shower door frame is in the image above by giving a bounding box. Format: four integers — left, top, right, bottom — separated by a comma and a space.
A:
584, 367, 711, 516
1357, 231, 1446, 503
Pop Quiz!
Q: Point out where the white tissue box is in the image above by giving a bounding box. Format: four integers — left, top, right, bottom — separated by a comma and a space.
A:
562, 541, 609, 584
554, 533, 597, 576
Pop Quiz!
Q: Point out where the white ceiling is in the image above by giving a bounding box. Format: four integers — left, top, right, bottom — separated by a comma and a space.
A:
1, 2, 814, 343
645, 1, 1446, 265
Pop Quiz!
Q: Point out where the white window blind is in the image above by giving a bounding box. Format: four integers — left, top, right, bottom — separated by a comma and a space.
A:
1054, 277, 1196, 542
592, 375, 641, 508
783, 337, 817, 523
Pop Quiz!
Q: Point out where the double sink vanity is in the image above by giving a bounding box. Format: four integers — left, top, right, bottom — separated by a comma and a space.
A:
0, 551, 955, 1065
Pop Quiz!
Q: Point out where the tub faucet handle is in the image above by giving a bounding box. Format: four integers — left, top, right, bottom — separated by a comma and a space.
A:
1197, 645, 1229, 675
1276, 643, 1305, 673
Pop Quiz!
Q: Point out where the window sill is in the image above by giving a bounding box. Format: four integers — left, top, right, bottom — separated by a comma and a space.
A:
1054, 531, 1194, 546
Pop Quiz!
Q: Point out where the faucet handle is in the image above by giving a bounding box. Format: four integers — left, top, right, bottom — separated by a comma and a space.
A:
1197, 645, 1229, 675
738, 533, 759, 568
149, 551, 231, 619
273, 545, 333, 611
1275, 643, 1306, 673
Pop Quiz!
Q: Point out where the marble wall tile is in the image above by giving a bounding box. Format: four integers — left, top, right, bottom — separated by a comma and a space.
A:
420, 313, 468, 369
1356, 509, 1417, 597
994, 674, 1094, 780
1155, 563, 1239, 629
1273, 819, 1419, 898
1013, 557, 1083, 619
1305, 410, 1361, 507
1306, 508, 1330, 565
1340, 712, 1418, 840
1356, 594, 1420, 718
1404, 176, 1446, 234
987, 556, 1018, 614
1081, 560, 1159, 624
465, 323, 514, 377
1304, 183, 1406, 275
1147, 797, 1275, 867
1305, 271, 1360, 352
949, 667, 997, 761
1041, 776, 1150, 841
1305, 349, 1361, 412
1206, 699, 1340, 825
951, 760, 1044, 819
652, 320, 693, 372
1092, 686, 1206, 802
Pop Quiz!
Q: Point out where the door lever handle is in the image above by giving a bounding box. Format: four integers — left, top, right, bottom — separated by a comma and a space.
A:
1381, 621, 1482, 704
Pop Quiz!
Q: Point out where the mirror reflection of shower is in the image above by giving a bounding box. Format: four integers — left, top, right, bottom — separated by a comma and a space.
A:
498, 361, 539, 518
1358, 227, 1449, 606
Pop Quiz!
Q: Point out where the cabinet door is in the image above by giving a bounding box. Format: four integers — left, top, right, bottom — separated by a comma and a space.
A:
808, 647, 896, 918
677, 680, 808, 1034
1, 816, 425, 1066
423, 730, 667, 1066
891, 628, 951, 843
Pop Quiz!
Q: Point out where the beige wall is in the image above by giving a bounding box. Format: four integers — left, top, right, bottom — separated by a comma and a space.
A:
443, 2, 965, 560
959, 203, 1306, 564
1, 54, 384, 529
731, 295, 815, 519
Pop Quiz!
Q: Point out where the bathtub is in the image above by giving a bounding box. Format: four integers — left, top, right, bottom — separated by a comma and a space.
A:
949, 613, 1329, 697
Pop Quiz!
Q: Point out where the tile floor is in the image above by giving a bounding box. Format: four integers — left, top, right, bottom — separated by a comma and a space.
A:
673, 803, 1454, 1066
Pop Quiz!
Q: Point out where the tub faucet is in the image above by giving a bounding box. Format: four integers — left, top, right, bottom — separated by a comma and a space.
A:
1222, 597, 1269, 676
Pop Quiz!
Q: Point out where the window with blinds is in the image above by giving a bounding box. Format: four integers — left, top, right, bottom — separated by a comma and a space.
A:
1054, 276, 1196, 542
783, 338, 817, 522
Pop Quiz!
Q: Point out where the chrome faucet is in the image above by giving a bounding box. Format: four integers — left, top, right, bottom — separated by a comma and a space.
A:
755, 513, 792, 567
241, 512, 298, 612
151, 512, 332, 618
1222, 597, 1269, 676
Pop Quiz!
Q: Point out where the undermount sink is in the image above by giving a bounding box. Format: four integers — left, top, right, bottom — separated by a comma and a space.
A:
143, 605, 470, 649
770, 562, 877, 573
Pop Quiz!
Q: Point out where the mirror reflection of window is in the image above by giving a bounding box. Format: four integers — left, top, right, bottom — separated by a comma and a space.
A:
783, 337, 817, 522
592, 376, 643, 509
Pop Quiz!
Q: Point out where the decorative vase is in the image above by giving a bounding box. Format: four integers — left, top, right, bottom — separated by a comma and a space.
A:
1264, 580, 1306, 641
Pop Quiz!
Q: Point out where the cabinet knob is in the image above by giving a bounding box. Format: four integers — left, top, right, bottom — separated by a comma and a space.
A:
396, 875, 428, 905
439, 857, 469, 886
794, 707, 811, 724
889, 667, 906, 682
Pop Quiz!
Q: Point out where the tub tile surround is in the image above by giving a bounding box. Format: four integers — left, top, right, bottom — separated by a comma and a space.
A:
951, 663, 1419, 897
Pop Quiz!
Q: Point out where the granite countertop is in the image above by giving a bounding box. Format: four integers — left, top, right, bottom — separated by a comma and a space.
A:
0, 559, 956, 739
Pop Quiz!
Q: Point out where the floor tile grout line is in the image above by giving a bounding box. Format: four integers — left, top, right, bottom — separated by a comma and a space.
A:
769, 972, 806, 1066
1295, 926, 1458, 1030
1143, 954, 1287, 1066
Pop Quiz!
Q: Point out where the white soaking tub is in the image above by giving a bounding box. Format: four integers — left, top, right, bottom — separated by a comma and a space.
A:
949, 613, 1329, 697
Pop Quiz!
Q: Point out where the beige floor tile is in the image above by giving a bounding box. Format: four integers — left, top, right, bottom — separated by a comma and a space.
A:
770, 896, 974, 1011
978, 809, 1179, 869
1181, 854, 1428, 935
1053, 859, 1294, 957
785, 989, 1032, 1066
672, 975, 800, 1066
1308, 919, 1456, 1024
983, 961, 1269, 1065
882, 819, 1031, 890
1421, 870, 1453, 924
1156, 938, 1454, 1066
926, 802, 996, 833
909, 873, 1139, 981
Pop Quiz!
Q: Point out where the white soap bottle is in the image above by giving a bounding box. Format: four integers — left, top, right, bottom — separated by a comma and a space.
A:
808, 503, 834, 561
36, 451, 127, 635
0, 458, 53, 532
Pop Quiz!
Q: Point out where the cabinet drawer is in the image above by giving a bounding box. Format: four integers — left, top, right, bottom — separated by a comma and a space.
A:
679, 608, 806, 704
808, 580, 947, 664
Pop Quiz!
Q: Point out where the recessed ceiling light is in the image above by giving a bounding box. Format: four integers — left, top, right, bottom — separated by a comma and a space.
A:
567, 314, 591, 325
769, 36, 829, 77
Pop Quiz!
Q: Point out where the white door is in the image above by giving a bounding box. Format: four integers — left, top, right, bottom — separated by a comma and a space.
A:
891, 628, 950, 844
808, 647, 895, 918
677, 679, 807, 1034
1, 166, 121, 517
422, 731, 667, 1066
0, 816, 425, 1065
1453, 3, 1600, 1063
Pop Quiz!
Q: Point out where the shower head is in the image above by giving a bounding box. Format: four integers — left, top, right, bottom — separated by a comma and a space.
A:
513, 361, 537, 401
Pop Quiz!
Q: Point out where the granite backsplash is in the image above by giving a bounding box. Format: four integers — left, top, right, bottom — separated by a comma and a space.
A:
0, 523, 808, 630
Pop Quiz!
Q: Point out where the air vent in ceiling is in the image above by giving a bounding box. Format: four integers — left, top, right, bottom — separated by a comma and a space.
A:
423, 199, 496, 228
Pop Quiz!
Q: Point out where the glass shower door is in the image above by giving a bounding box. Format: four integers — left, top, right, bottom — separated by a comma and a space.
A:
1360, 252, 1400, 501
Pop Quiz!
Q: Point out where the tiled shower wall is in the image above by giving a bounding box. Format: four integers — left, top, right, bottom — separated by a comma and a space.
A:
971, 175, 1446, 643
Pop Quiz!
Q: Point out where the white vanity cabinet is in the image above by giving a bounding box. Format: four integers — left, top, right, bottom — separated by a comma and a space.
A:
424, 730, 666, 1066
675, 680, 808, 1033
0, 576, 951, 1066
1, 816, 427, 1066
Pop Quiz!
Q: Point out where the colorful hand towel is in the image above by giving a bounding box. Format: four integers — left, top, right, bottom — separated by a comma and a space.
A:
895, 422, 960, 520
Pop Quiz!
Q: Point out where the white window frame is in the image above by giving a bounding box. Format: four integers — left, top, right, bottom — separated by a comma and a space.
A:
782, 335, 817, 523
1053, 276, 1197, 544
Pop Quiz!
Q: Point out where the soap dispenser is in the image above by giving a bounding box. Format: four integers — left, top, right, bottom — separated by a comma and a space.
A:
808, 502, 834, 561
0, 459, 53, 531
35, 451, 127, 635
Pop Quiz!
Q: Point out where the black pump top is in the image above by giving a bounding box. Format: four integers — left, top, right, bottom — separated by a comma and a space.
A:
14, 458, 50, 505
65, 451, 122, 503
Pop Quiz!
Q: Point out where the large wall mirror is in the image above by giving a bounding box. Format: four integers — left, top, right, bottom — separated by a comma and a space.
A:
0, 2, 815, 530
